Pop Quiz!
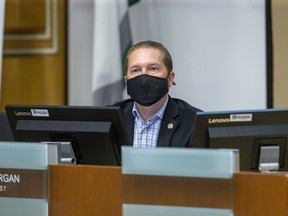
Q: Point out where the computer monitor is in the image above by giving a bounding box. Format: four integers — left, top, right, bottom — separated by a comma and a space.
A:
0, 112, 14, 141
5, 104, 130, 166
194, 109, 288, 172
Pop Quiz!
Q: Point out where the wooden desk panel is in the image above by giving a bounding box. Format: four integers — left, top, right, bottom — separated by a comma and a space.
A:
234, 172, 288, 216
123, 174, 232, 209
49, 165, 122, 216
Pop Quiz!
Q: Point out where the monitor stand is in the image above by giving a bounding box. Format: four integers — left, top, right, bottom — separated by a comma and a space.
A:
44, 142, 76, 164
258, 145, 280, 172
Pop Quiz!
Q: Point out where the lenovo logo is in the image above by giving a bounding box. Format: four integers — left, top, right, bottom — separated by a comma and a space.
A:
15, 111, 31, 116
208, 118, 230, 124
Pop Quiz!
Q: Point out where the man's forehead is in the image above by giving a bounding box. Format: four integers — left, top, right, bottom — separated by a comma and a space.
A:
129, 48, 164, 61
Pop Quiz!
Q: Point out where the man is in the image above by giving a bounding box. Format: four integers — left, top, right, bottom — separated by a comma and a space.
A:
115, 40, 202, 147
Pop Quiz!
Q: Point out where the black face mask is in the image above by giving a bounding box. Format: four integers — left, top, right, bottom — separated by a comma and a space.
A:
127, 74, 169, 106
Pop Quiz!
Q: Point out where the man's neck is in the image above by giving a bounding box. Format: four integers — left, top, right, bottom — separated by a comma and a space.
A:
136, 94, 169, 123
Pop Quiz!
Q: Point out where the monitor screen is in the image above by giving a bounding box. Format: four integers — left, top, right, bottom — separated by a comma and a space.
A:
194, 109, 288, 172
5, 104, 130, 166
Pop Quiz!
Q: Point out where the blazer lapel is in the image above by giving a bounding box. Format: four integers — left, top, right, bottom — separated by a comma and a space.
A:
157, 98, 179, 147
122, 103, 134, 146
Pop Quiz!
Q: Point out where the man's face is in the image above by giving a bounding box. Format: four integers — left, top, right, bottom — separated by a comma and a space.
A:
126, 48, 173, 84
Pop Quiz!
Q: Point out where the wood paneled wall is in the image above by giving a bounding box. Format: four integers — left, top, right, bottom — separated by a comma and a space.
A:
0, 0, 66, 111
272, 0, 288, 108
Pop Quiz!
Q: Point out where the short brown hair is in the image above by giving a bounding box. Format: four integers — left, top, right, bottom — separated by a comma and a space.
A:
124, 40, 173, 75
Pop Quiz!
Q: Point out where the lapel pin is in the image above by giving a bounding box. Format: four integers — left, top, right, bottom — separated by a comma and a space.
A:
167, 123, 173, 129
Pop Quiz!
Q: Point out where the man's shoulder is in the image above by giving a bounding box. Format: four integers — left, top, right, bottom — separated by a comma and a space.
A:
169, 97, 202, 113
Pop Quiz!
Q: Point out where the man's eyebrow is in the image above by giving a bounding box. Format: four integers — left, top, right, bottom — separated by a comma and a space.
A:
129, 62, 161, 68
129, 65, 140, 69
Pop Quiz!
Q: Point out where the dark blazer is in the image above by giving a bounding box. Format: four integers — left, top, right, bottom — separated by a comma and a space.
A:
114, 97, 202, 147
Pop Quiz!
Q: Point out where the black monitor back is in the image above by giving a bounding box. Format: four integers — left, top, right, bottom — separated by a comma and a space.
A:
194, 109, 288, 171
0, 112, 14, 141
5, 105, 130, 166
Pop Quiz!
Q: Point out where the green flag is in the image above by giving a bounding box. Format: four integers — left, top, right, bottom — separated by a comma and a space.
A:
92, 0, 140, 105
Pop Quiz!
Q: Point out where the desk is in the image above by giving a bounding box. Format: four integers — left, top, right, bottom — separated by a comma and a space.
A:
49, 165, 288, 216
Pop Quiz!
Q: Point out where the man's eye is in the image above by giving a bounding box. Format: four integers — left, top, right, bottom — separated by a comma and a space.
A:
131, 68, 140, 73
149, 67, 158, 71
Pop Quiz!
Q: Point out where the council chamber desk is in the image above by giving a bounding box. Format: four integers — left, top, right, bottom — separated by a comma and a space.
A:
48, 165, 288, 216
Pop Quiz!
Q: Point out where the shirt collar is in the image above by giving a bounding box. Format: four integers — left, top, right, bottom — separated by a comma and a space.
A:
132, 97, 169, 121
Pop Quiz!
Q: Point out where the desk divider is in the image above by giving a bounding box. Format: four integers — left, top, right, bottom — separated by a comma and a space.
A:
0, 141, 58, 216
122, 147, 239, 216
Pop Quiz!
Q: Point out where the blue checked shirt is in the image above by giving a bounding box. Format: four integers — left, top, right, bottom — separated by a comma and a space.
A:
132, 98, 169, 148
